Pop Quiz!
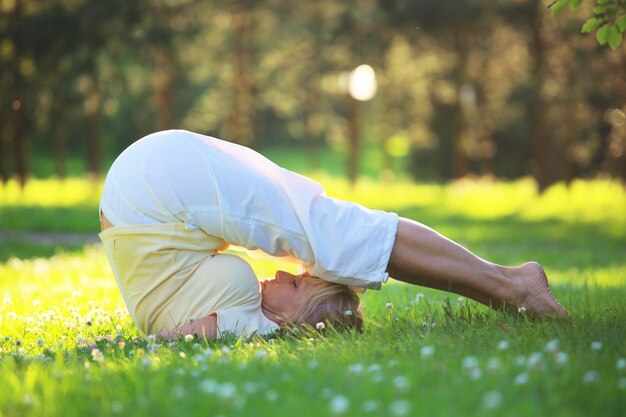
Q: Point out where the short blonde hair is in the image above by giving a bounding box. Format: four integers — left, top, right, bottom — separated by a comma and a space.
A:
293, 278, 364, 332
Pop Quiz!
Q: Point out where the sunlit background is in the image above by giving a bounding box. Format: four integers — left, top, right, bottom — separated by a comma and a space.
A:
0, 0, 624, 189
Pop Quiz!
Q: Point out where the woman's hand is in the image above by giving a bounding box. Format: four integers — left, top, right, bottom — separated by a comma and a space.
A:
157, 313, 217, 340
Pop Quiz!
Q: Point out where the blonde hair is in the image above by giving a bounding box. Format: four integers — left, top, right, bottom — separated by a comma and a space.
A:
293, 278, 364, 332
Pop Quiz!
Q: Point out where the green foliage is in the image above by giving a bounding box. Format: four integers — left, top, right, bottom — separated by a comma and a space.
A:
1, 177, 625, 416
551, 0, 626, 49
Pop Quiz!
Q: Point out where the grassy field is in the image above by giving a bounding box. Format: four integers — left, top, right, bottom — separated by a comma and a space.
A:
1, 176, 625, 417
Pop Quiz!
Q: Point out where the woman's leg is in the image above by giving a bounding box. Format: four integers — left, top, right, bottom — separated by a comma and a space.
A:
386, 218, 568, 318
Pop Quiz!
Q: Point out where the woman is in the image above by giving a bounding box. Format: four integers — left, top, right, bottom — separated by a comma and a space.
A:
99, 130, 567, 340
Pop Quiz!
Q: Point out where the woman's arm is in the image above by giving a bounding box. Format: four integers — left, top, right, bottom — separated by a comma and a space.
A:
158, 313, 218, 340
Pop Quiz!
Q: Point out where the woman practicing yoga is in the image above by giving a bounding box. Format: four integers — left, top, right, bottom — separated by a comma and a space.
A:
99, 130, 567, 339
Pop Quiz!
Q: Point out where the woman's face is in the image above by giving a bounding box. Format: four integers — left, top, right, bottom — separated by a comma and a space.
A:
260, 270, 318, 324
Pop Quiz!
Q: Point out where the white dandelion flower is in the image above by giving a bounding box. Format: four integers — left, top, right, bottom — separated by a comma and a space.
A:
344, 310, 353, 316
497, 340, 509, 350
91, 348, 104, 363
544, 339, 559, 352
111, 401, 123, 413
555, 351, 569, 366
316, 322, 326, 330
216, 383, 236, 399
200, 379, 218, 393
265, 390, 279, 401
514, 372, 529, 385
420, 345, 435, 359
184, 334, 194, 343
348, 363, 364, 374
517, 306, 526, 314
462, 356, 479, 370
386, 303, 394, 310
361, 400, 380, 413
526, 352, 543, 370
487, 357, 501, 372
583, 371, 599, 384
329, 395, 350, 414
591, 341, 602, 351
482, 391, 503, 410
469, 367, 483, 380
392, 376, 410, 390
389, 399, 411, 416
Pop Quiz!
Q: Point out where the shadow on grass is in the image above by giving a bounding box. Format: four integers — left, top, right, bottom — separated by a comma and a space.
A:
0, 240, 92, 262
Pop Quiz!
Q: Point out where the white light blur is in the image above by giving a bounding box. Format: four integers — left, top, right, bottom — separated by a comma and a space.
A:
349, 65, 377, 101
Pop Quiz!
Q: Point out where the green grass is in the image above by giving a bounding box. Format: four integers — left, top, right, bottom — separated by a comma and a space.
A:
1, 176, 625, 417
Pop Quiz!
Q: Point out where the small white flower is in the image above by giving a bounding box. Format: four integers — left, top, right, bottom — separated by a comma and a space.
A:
216, 382, 236, 399
456, 297, 465, 306
462, 356, 479, 370
111, 401, 123, 413
344, 310, 353, 316
591, 341, 602, 351
392, 376, 410, 390
265, 389, 279, 401
329, 395, 350, 414
184, 334, 194, 343
617, 358, 626, 370
555, 352, 569, 366
389, 399, 410, 416
514, 373, 529, 385
468, 368, 482, 380
420, 345, 435, 359
361, 400, 380, 413
172, 386, 186, 399
367, 363, 381, 373
347, 363, 364, 374
316, 322, 326, 330
482, 391, 503, 410
583, 371, 599, 384
544, 339, 559, 352
526, 352, 543, 370
517, 306, 526, 314
487, 357, 501, 372
386, 303, 394, 310
200, 379, 217, 393
91, 348, 104, 363
497, 340, 509, 350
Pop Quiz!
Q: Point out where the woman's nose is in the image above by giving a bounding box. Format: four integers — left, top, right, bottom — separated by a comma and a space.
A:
275, 270, 294, 282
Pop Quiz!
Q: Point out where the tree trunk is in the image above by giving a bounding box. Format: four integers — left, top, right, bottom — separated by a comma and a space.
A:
85, 53, 101, 178
229, 0, 255, 146
12, 0, 27, 187
0, 108, 8, 183
347, 94, 359, 184
452, 29, 470, 179
529, 0, 550, 193
52, 89, 67, 179
154, 45, 173, 131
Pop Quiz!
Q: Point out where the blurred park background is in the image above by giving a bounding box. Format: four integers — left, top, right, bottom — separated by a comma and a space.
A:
1, 0, 625, 190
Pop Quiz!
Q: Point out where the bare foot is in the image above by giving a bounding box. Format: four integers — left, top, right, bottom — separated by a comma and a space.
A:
511, 262, 569, 319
